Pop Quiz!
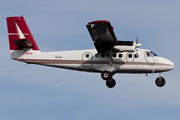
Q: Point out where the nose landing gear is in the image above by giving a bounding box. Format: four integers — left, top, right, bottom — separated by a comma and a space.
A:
101, 71, 116, 88
155, 74, 166, 87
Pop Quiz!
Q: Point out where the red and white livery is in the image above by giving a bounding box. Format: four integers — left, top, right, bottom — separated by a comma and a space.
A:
6, 16, 174, 88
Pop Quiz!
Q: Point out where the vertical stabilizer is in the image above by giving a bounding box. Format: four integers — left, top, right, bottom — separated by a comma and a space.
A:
6, 15, 40, 50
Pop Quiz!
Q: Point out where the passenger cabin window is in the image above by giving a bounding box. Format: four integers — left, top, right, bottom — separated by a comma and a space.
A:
134, 53, 139, 58
119, 54, 122, 58
86, 54, 89, 58
113, 54, 116, 58
128, 54, 132, 58
107, 54, 109, 57
101, 53, 105, 57
95, 53, 99, 57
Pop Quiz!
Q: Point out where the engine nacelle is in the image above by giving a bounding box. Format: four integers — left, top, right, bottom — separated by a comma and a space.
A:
114, 45, 135, 52
113, 42, 142, 52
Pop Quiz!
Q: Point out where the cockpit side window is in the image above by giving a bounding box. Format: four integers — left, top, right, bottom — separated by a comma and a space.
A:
146, 52, 153, 57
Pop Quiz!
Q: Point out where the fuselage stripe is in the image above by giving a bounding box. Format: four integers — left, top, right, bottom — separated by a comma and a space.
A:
18, 59, 171, 67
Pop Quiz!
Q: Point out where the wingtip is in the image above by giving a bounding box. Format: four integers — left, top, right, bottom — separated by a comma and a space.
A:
88, 20, 110, 24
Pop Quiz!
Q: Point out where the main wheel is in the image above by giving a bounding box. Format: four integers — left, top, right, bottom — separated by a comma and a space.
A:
155, 77, 166, 87
101, 71, 111, 80
106, 79, 116, 88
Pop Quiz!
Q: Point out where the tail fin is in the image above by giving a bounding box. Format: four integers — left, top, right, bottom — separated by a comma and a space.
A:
6, 15, 40, 50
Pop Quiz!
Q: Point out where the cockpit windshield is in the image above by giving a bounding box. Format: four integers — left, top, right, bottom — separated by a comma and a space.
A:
150, 51, 158, 56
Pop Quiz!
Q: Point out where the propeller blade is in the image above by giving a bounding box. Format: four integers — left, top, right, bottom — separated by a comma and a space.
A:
136, 36, 138, 44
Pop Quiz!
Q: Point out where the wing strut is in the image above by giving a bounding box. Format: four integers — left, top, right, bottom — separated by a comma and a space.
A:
108, 50, 116, 72
109, 50, 113, 66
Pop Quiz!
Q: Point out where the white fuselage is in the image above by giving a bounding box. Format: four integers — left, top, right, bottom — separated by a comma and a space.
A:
11, 48, 174, 74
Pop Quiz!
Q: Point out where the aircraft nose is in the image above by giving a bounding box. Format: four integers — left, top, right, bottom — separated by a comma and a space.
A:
167, 60, 174, 70
163, 58, 174, 71
157, 57, 174, 72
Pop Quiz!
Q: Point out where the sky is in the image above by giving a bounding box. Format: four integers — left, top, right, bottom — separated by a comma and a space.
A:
0, 0, 180, 120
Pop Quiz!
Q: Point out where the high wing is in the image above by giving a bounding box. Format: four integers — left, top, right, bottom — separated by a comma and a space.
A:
86, 20, 118, 53
86, 20, 141, 53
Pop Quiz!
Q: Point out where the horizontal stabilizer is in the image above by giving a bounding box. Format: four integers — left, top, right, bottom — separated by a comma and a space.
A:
13, 39, 34, 48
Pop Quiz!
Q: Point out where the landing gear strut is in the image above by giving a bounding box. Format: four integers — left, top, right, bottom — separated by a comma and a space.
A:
101, 71, 116, 88
155, 75, 166, 87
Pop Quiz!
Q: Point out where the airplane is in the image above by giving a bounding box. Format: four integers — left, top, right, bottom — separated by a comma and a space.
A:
6, 15, 174, 88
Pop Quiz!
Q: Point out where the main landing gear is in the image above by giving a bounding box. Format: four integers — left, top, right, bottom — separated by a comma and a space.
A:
155, 75, 166, 87
101, 72, 167, 88
101, 71, 116, 88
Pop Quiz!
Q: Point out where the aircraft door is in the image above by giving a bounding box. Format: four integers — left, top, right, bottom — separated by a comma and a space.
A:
82, 52, 93, 67
144, 51, 155, 66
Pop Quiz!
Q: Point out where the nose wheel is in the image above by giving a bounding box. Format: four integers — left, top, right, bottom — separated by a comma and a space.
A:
101, 71, 116, 88
155, 76, 166, 87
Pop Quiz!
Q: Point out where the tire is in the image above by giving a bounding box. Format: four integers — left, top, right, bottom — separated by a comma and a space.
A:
155, 77, 166, 87
106, 79, 116, 88
101, 71, 111, 80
